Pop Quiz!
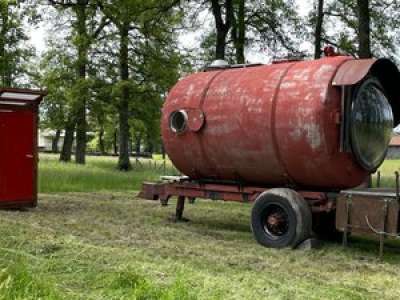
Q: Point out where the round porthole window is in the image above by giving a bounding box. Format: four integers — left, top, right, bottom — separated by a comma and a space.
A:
169, 110, 188, 133
350, 78, 394, 171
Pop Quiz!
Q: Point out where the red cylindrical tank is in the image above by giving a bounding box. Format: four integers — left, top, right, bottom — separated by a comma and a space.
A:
162, 56, 400, 190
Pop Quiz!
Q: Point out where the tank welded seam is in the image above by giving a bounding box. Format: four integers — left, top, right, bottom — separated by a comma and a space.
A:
196, 70, 226, 178
199, 71, 225, 109
331, 57, 354, 87
270, 62, 298, 186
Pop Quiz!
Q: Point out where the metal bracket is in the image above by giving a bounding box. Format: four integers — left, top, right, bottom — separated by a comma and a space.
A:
395, 171, 400, 203
343, 194, 352, 248
363, 198, 390, 258
242, 193, 249, 203
207, 191, 220, 201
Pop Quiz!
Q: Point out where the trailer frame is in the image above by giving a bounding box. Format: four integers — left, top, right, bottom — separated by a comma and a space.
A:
139, 176, 336, 220
139, 173, 400, 257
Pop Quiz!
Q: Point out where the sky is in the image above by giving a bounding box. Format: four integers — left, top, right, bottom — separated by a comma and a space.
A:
27, 1, 313, 64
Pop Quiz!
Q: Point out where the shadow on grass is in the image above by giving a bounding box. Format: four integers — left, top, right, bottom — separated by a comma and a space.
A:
187, 215, 252, 234
320, 234, 400, 264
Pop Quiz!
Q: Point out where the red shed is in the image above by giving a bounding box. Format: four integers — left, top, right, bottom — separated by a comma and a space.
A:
0, 88, 46, 208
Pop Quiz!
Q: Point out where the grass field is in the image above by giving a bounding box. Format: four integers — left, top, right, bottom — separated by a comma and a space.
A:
372, 159, 400, 188
39, 154, 179, 193
0, 155, 399, 299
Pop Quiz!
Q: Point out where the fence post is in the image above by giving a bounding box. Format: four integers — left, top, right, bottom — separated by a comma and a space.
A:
377, 171, 381, 188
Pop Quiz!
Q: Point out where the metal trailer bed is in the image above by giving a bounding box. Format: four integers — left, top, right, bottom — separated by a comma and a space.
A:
140, 173, 400, 257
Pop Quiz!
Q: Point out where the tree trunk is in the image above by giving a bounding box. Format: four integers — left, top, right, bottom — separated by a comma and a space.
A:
314, 0, 324, 59
60, 116, 75, 162
211, 0, 233, 60
357, 0, 371, 58
135, 133, 142, 155
113, 128, 118, 155
232, 0, 245, 64
74, 2, 88, 164
0, 3, 10, 87
117, 23, 132, 171
215, 30, 228, 60
145, 135, 154, 154
98, 127, 106, 155
52, 129, 61, 153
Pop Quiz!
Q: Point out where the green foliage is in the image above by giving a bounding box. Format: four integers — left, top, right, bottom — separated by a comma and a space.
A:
36, 1, 185, 161
314, 0, 400, 59
90, 0, 183, 158
247, 0, 305, 56
196, 0, 304, 65
0, 1, 35, 86
11, 0, 400, 167
38, 48, 76, 131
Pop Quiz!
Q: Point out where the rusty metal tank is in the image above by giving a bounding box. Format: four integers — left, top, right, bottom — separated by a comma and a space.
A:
162, 56, 400, 190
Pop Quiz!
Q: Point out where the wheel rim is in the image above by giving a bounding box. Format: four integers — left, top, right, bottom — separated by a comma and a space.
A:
262, 204, 290, 240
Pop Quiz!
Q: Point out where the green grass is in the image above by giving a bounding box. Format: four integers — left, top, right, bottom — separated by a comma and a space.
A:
1, 193, 400, 299
39, 154, 178, 193
372, 159, 400, 188
39, 154, 400, 194
0, 156, 399, 299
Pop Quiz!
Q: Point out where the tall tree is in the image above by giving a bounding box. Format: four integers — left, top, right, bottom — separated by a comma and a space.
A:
314, 0, 325, 59
0, 1, 34, 87
73, 1, 90, 164
199, 0, 303, 65
231, 0, 245, 63
357, 0, 371, 58
48, 0, 108, 164
117, 19, 131, 170
97, 0, 139, 170
98, 0, 181, 170
323, 0, 400, 59
0, 0, 11, 86
36, 46, 75, 155
210, 0, 233, 60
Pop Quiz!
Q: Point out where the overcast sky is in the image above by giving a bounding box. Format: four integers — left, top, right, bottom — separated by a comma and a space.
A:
27, 1, 313, 63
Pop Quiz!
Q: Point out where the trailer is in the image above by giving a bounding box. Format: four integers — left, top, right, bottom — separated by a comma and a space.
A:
140, 52, 400, 255
140, 174, 400, 256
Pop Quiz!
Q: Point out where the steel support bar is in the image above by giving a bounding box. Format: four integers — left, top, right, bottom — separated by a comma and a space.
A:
175, 196, 185, 221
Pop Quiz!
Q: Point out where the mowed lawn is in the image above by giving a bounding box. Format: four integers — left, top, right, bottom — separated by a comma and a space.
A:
0, 155, 399, 299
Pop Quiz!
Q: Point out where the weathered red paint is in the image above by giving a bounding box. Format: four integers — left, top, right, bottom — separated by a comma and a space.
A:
332, 59, 377, 86
162, 56, 399, 190
0, 88, 45, 208
140, 181, 332, 213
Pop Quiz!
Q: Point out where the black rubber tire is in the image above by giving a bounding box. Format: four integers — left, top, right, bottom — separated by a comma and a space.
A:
251, 188, 312, 249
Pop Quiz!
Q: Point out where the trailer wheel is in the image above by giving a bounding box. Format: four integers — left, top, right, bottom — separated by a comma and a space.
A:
251, 188, 312, 248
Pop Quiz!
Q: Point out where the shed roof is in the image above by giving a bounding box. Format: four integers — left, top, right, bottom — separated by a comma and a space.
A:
390, 135, 400, 146
0, 88, 47, 106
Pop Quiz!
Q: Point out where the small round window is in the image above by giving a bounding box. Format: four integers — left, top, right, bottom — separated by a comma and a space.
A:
169, 110, 188, 133
350, 78, 393, 171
